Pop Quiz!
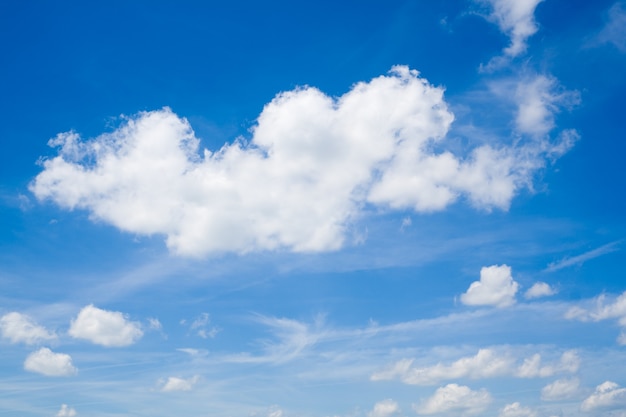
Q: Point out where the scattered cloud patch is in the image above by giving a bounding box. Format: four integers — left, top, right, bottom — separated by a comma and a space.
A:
56, 404, 77, 417
499, 402, 536, 417
159, 375, 200, 392
581, 381, 626, 412
371, 349, 578, 385
369, 399, 401, 417
414, 383, 491, 415
31, 67, 575, 257
595, 1, 626, 52
566, 291, 626, 343
545, 241, 621, 272
23, 348, 77, 377
69, 305, 143, 347
541, 377, 580, 401
478, 0, 544, 70
0, 312, 56, 345
461, 265, 519, 308
524, 282, 556, 299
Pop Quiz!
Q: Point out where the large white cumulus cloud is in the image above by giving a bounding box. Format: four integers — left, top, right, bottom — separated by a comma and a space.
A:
31, 67, 571, 257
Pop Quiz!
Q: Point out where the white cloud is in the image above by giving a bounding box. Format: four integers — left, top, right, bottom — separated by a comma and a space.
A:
56, 404, 77, 417
499, 402, 536, 417
31, 67, 574, 257
371, 349, 578, 385
581, 381, 626, 412
0, 312, 57, 345
541, 378, 580, 401
267, 406, 283, 417
565, 291, 626, 344
524, 282, 556, 299
414, 384, 491, 415
595, 1, 626, 52
23, 348, 77, 377
369, 399, 401, 417
515, 350, 579, 378
461, 265, 519, 308
160, 375, 200, 392
68, 305, 143, 347
478, 0, 543, 70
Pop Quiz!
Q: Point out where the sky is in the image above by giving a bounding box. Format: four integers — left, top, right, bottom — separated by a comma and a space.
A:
1, 0, 626, 416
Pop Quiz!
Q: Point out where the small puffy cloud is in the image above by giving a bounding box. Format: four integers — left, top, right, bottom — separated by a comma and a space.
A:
23, 348, 77, 377
461, 265, 519, 308
69, 305, 143, 347
56, 404, 77, 417
541, 378, 580, 401
499, 402, 536, 417
0, 312, 57, 345
31, 67, 575, 257
369, 399, 401, 417
581, 381, 626, 412
267, 406, 283, 417
372, 349, 578, 385
160, 375, 200, 392
524, 282, 556, 299
414, 384, 491, 415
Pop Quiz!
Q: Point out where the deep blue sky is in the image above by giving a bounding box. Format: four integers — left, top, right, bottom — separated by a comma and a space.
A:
1, 1, 625, 417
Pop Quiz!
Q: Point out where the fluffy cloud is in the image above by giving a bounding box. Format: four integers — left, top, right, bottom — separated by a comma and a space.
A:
414, 384, 491, 415
499, 402, 536, 417
541, 378, 580, 401
0, 312, 56, 345
524, 282, 556, 299
461, 265, 519, 308
369, 399, 401, 417
160, 375, 200, 392
23, 348, 77, 377
581, 381, 626, 412
31, 67, 574, 257
478, 0, 543, 70
371, 349, 578, 385
56, 404, 77, 417
566, 291, 626, 343
69, 305, 143, 347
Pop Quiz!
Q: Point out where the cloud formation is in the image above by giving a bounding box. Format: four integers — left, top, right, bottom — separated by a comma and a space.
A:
56, 404, 77, 417
581, 381, 626, 412
461, 265, 519, 308
479, 0, 544, 70
23, 347, 77, 377
369, 399, 401, 417
371, 349, 578, 385
31, 67, 574, 257
540, 377, 580, 401
524, 282, 556, 299
0, 312, 56, 345
595, 1, 626, 52
69, 305, 143, 347
414, 384, 491, 415
498, 402, 536, 417
566, 291, 626, 344
160, 375, 200, 392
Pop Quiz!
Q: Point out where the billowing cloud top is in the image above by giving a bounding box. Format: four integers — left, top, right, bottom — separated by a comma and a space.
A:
69, 305, 143, 347
31, 67, 572, 257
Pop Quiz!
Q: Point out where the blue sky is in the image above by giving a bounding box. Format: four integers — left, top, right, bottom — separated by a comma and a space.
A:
1, 0, 626, 416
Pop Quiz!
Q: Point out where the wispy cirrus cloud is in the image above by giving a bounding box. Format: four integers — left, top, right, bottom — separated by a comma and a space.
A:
545, 241, 621, 272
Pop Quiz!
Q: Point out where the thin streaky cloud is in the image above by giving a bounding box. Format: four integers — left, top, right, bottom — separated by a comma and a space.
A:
545, 240, 622, 272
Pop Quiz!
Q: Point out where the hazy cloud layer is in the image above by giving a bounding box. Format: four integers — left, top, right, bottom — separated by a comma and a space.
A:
371, 349, 578, 385
23, 348, 77, 377
0, 312, 56, 345
31, 67, 575, 257
69, 305, 143, 347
